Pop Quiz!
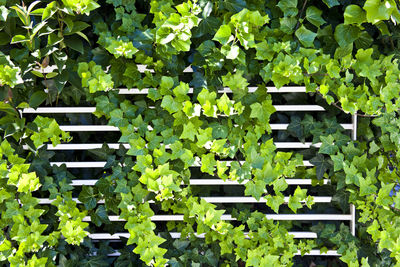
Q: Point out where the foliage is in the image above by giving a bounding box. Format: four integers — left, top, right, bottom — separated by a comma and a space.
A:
1, 0, 400, 266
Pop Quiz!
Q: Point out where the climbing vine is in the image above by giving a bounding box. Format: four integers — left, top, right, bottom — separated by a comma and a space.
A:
1, 0, 400, 266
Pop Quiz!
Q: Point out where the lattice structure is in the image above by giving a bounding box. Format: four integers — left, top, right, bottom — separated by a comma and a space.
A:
20, 66, 357, 258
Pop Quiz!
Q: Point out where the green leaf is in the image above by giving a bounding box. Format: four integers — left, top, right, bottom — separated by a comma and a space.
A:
306, 6, 326, 27
295, 25, 317, 47
65, 36, 84, 54
319, 135, 339, 155
288, 195, 303, 213
255, 40, 274, 60
11, 35, 29, 44
161, 95, 181, 114
180, 122, 197, 141
244, 180, 266, 200
344, 5, 366, 24
78, 186, 97, 210
322, 0, 339, 8
201, 153, 216, 175
310, 154, 330, 180
364, 0, 395, 24
334, 24, 360, 47
277, 0, 298, 17
266, 194, 285, 213
29, 91, 47, 108
213, 25, 232, 45
0, 6, 9, 21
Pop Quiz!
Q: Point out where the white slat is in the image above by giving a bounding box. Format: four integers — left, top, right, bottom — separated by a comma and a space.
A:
118, 86, 307, 94
88, 231, 317, 240
58, 123, 353, 132
69, 178, 330, 186
137, 65, 193, 73
274, 105, 325, 111
38, 196, 331, 205
81, 214, 352, 222
21, 105, 325, 114
25, 142, 321, 150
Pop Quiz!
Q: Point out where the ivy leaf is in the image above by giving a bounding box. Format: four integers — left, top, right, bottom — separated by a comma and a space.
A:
306, 6, 326, 27
364, 0, 394, 24
295, 25, 317, 47
288, 195, 303, 213
322, 0, 339, 8
310, 154, 330, 180
180, 122, 197, 141
78, 186, 97, 210
344, 5, 366, 24
222, 71, 249, 100
319, 135, 339, 155
201, 153, 216, 175
287, 116, 303, 140
334, 24, 360, 47
359, 177, 377, 196
193, 17, 221, 38
244, 180, 266, 201
161, 95, 181, 114
266, 194, 285, 213
277, 0, 298, 17
213, 25, 232, 45
91, 205, 111, 227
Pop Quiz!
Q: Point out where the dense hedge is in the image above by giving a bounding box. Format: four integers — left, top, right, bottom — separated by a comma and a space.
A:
1, 0, 400, 266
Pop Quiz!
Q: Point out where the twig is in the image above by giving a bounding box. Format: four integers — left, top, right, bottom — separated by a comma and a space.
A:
295, 0, 308, 31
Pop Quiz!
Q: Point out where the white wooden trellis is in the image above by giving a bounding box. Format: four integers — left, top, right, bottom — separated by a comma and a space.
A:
21, 65, 357, 258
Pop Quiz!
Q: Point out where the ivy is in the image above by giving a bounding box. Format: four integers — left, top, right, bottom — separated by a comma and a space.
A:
1, 0, 400, 266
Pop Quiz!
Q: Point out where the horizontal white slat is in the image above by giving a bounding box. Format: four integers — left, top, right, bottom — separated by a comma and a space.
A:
59, 125, 119, 131
22, 107, 96, 113
88, 231, 317, 240
137, 65, 193, 73
69, 178, 329, 186
50, 162, 108, 168
296, 250, 340, 256
198, 196, 332, 203
118, 86, 307, 94
81, 214, 352, 222
21, 105, 324, 114
38, 196, 331, 205
274, 105, 325, 111
25, 142, 321, 150
58, 123, 353, 132
49, 160, 313, 168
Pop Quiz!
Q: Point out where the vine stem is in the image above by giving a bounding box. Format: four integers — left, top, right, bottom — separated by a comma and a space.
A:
295, 0, 308, 31
315, 89, 378, 118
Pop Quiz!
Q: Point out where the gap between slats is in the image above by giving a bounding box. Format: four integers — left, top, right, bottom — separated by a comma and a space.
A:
58, 123, 353, 132
90, 249, 340, 257
48, 160, 313, 168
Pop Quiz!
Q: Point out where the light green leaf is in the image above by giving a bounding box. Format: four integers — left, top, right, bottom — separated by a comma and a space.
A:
344, 5, 366, 24
213, 25, 232, 45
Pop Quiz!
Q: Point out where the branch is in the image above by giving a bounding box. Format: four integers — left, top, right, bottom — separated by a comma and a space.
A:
295, 0, 308, 31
